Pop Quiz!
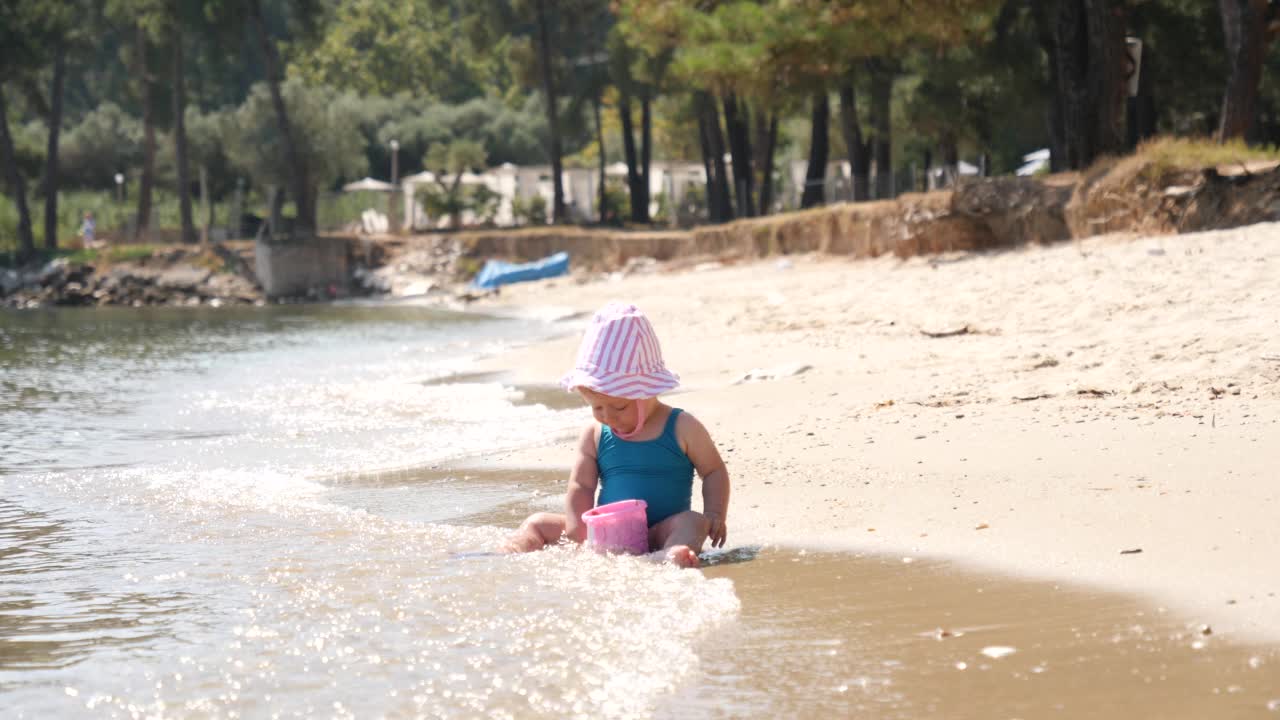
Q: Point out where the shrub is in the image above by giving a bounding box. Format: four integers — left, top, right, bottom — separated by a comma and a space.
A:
511, 194, 548, 226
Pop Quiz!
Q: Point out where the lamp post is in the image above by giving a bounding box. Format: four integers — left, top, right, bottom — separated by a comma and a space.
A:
389, 139, 400, 186
114, 172, 124, 204
389, 139, 400, 233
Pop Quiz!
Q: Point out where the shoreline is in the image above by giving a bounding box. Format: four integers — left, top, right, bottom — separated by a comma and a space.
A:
467, 222, 1280, 644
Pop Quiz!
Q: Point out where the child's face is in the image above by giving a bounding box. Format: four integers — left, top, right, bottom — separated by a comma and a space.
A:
578, 388, 638, 433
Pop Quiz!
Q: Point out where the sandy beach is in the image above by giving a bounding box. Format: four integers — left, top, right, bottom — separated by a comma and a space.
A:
474, 222, 1280, 643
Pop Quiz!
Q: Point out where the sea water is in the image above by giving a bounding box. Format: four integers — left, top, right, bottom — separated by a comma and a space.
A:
3, 303, 1278, 719
0, 304, 738, 718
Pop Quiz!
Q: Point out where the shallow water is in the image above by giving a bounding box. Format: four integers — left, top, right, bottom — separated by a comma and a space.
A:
2, 304, 1278, 718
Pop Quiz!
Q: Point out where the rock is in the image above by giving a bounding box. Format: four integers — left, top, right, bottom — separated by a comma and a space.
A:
732, 362, 813, 385
621, 256, 659, 276
398, 279, 438, 297
64, 262, 94, 286
36, 258, 69, 287
205, 272, 261, 303
0, 269, 21, 296
155, 265, 212, 291
953, 176, 1072, 247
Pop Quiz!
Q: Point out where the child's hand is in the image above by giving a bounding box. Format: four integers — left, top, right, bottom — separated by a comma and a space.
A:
706, 513, 727, 548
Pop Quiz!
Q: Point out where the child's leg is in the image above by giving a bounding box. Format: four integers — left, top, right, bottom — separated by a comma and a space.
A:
504, 512, 567, 553
648, 511, 710, 568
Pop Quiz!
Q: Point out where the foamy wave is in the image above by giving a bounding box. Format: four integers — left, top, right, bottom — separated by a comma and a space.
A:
7, 467, 740, 719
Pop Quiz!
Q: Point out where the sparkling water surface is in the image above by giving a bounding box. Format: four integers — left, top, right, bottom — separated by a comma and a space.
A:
1, 304, 738, 718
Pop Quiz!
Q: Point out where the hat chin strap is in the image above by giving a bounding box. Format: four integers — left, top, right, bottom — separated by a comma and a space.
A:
612, 399, 648, 440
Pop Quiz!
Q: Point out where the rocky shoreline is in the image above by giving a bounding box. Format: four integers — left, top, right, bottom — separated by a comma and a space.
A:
0, 239, 495, 310
1, 254, 264, 310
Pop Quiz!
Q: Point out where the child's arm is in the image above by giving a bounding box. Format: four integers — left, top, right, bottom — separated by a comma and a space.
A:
562, 424, 600, 544
680, 413, 730, 548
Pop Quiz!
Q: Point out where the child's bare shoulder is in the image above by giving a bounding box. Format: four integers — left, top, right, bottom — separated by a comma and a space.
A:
578, 422, 600, 455
673, 410, 713, 442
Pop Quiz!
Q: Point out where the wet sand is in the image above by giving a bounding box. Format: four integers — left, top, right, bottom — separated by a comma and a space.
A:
683, 550, 1279, 719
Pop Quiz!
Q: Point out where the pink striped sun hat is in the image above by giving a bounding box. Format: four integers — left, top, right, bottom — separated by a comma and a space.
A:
560, 302, 680, 399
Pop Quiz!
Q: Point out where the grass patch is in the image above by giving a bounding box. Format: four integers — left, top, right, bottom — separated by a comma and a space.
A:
42, 243, 159, 266
103, 244, 160, 263
1137, 136, 1280, 176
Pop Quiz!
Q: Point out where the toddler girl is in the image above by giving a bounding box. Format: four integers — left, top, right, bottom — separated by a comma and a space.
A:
507, 302, 730, 568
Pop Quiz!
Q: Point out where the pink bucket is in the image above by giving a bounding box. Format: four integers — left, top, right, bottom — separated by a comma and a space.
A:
581, 499, 649, 555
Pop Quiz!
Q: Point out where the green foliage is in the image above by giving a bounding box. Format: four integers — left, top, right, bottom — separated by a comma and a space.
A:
1134, 0, 1229, 136
651, 185, 706, 226
602, 179, 629, 222
222, 79, 367, 194
60, 243, 159, 265
288, 0, 494, 101
0, 0, 74, 73
381, 97, 551, 171
510, 194, 548, 225
0, 188, 179, 256
903, 4, 1048, 174
416, 184, 500, 228
623, 0, 1001, 105
3, 0, 1276, 248
424, 139, 487, 178
59, 103, 145, 189
317, 190, 395, 232
416, 138, 498, 228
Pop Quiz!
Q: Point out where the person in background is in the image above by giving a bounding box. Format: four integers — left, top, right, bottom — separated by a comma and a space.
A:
78, 211, 100, 249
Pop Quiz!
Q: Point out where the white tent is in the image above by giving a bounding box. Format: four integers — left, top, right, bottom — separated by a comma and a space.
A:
342, 177, 397, 192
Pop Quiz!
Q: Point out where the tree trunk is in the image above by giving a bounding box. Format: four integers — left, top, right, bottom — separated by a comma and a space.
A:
173, 31, 196, 244
722, 94, 755, 217
0, 84, 36, 262
696, 102, 716, 222
1126, 4, 1157, 148
43, 41, 67, 251
838, 81, 871, 201
618, 91, 644, 222
249, 0, 313, 237
1085, 0, 1127, 157
200, 164, 211, 244
1032, 1, 1069, 171
1218, 0, 1271, 141
135, 26, 155, 243
1054, 0, 1088, 169
868, 64, 894, 199
639, 89, 652, 223
941, 135, 959, 166
706, 98, 732, 222
696, 92, 732, 222
268, 185, 284, 236
533, 0, 566, 223
593, 94, 607, 224
1043, 0, 1127, 169
800, 91, 829, 209
754, 111, 778, 214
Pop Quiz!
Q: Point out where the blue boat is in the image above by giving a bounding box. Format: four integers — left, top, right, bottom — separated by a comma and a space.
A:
471, 251, 570, 289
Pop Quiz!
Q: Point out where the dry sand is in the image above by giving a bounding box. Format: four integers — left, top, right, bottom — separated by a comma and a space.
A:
471, 222, 1280, 643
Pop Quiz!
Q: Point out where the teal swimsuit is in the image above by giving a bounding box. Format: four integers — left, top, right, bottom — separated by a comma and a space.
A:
596, 408, 695, 527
